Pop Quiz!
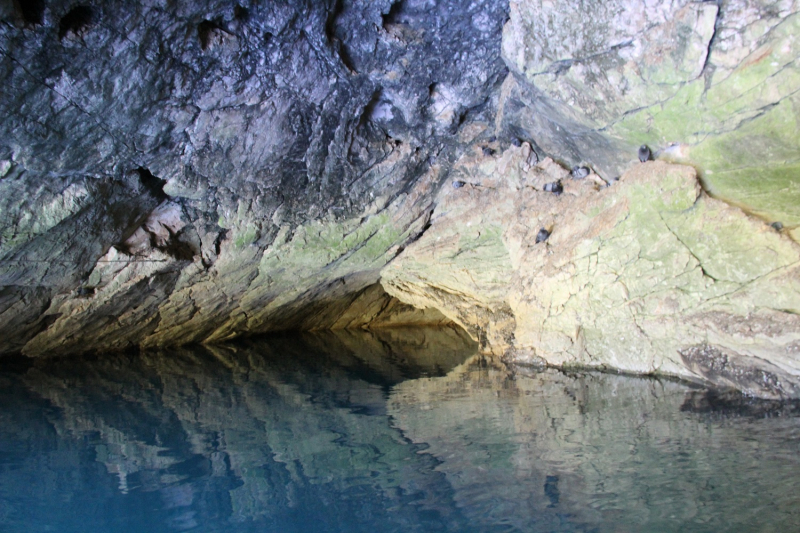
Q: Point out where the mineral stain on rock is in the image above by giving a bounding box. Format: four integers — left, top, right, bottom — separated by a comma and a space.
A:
680, 344, 800, 400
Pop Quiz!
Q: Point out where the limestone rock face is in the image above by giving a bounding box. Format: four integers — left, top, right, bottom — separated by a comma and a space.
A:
501, 0, 800, 230
1, 0, 799, 396
383, 147, 800, 398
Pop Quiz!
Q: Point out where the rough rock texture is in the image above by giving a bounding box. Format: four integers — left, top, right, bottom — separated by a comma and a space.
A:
501, 0, 800, 230
383, 147, 800, 398
1, 0, 799, 396
0, 0, 507, 354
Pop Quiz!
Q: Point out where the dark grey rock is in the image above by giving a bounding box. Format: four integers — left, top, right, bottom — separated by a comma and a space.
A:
771, 221, 784, 231
0, 0, 510, 355
571, 166, 590, 179
680, 344, 800, 400
535, 228, 550, 243
543, 181, 562, 195
496, 80, 632, 180
638, 145, 651, 163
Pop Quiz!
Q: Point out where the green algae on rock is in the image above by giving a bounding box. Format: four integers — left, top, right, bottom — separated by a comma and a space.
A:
383, 146, 800, 398
501, 0, 800, 233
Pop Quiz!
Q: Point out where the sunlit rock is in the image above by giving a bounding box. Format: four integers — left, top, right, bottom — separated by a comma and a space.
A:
383, 146, 800, 397
500, 0, 800, 226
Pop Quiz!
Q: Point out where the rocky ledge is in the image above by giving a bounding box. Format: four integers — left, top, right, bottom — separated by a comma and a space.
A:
1, 0, 798, 397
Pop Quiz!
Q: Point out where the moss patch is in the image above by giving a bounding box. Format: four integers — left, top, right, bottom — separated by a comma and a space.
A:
607, 15, 800, 230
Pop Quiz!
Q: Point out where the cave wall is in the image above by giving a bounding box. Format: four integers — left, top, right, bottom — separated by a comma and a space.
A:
382, 148, 800, 399
501, 0, 800, 232
0, 0, 507, 354
1, 0, 799, 396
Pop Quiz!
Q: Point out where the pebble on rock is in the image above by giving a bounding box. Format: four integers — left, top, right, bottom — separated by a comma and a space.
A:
535, 228, 550, 243
638, 145, 651, 163
452, 180, 466, 189
543, 181, 563, 195
571, 166, 590, 179
771, 221, 784, 231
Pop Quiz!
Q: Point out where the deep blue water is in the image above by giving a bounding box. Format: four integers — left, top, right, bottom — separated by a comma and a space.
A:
1, 327, 799, 532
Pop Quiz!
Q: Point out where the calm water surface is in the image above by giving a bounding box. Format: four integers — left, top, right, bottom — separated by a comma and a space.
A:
1, 327, 799, 532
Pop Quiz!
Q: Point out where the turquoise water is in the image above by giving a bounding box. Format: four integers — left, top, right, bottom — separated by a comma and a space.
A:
1, 327, 799, 532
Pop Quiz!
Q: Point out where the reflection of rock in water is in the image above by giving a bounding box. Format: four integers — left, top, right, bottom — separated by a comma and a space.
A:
294, 325, 477, 386
681, 389, 800, 419
544, 475, 560, 508
3, 334, 800, 532
389, 359, 800, 532
0, 327, 478, 532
